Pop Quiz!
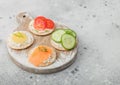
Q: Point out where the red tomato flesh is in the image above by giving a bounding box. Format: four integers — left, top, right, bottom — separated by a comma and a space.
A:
34, 16, 46, 30
34, 16, 55, 30
46, 19, 55, 29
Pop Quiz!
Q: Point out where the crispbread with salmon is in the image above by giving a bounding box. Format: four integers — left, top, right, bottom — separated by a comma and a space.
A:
28, 45, 56, 67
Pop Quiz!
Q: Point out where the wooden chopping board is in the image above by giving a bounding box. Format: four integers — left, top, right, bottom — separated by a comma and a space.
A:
7, 12, 78, 74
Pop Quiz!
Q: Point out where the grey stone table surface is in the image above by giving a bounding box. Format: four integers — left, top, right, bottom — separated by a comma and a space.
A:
0, 0, 120, 85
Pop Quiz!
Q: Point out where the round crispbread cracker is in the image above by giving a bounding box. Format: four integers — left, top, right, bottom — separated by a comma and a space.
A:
28, 45, 56, 67
7, 31, 34, 50
29, 20, 55, 36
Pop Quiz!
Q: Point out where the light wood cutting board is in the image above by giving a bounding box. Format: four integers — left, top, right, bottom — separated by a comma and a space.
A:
7, 12, 78, 74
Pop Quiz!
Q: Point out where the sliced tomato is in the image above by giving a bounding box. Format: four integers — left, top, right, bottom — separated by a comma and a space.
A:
34, 16, 47, 30
34, 16, 55, 30
46, 19, 55, 29
35, 16, 46, 21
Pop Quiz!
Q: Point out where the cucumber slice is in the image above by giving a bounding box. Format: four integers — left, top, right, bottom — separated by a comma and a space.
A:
61, 34, 76, 50
65, 29, 76, 38
52, 29, 65, 42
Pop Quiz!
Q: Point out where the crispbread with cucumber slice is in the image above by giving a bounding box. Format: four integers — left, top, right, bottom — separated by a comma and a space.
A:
51, 28, 77, 50
7, 12, 78, 74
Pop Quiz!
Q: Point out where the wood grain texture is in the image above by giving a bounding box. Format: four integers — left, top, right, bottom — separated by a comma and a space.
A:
7, 12, 78, 74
